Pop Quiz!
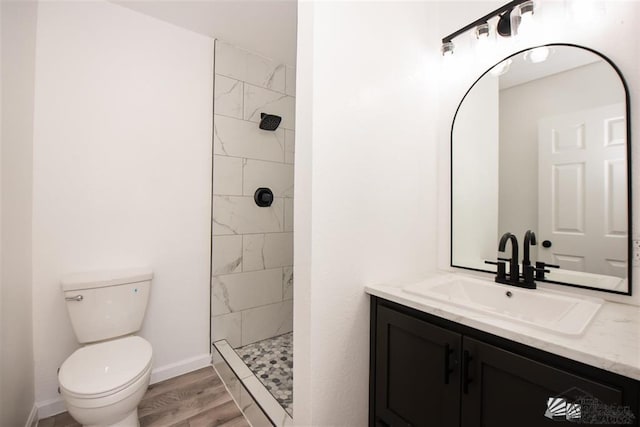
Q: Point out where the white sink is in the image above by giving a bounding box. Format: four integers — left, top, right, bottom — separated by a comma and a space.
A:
402, 275, 603, 336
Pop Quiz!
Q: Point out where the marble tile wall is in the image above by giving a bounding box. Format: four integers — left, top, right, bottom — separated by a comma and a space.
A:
212, 40, 295, 348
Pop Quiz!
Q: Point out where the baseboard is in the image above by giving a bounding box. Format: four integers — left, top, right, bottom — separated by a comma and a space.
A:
25, 403, 38, 427
35, 397, 66, 420
150, 353, 212, 385
36, 353, 212, 420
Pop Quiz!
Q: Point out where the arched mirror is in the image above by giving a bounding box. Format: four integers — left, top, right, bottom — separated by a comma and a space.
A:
451, 44, 632, 295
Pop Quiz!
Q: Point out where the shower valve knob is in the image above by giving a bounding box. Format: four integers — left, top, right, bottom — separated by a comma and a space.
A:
254, 188, 274, 207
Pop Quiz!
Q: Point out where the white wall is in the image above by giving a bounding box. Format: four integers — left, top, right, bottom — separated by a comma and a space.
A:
452, 75, 499, 270
32, 1, 214, 414
294, 2, 441, 425
0, 0, 37, 425
436, 0, 640, 305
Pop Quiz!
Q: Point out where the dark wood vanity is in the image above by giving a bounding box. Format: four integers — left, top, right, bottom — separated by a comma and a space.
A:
369, 296, 640, 427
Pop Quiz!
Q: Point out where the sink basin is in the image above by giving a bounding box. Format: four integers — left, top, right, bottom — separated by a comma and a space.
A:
402, 275, 603, 336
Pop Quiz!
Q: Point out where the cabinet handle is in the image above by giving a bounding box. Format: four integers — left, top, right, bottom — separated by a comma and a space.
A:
462, 350, 473, 394
443, 343, 455, 384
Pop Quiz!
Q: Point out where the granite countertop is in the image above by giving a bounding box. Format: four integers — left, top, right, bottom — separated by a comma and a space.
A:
365, 273, 640, 381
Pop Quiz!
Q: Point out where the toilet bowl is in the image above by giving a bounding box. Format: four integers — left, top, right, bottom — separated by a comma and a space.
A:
58, 268, 153, 427
59, 336, 153, 427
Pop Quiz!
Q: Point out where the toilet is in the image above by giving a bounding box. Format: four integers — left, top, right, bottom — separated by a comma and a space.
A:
58, 268, 154, 427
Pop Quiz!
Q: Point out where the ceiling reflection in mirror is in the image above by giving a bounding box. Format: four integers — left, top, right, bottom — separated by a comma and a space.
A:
451, 44, 631, 294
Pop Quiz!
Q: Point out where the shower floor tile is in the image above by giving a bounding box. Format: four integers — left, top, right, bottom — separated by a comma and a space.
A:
236, 332, 293, 416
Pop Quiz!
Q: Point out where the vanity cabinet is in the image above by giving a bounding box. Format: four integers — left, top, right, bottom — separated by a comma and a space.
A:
370, 297, 639, 427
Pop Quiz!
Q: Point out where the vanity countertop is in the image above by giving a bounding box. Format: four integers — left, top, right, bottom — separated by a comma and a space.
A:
366, 275, 640, 381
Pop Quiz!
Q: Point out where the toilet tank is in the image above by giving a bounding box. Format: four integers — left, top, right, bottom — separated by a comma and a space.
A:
62, 268, 153, 344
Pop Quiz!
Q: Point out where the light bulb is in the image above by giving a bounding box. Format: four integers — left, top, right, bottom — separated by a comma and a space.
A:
490, 59, 512, 77
475, 23, 490, 40
524, 46, 550, 63
441, 41, 454, 57
517, 1, 535, 38
475, 23, 491, 56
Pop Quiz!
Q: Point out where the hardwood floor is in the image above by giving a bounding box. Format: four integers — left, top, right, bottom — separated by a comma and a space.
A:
38, 367, 250, 427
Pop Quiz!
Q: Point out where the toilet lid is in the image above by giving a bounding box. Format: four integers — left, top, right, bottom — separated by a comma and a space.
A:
59, 336, 153, 396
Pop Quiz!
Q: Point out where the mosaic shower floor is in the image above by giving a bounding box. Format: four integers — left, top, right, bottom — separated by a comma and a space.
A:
236, 332, 293, 416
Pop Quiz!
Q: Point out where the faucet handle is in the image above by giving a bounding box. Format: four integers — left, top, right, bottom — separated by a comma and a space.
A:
534, 261, 559, 280
485, 259, 507, 280
537, 261, 559, 269
522, 264, 540, 288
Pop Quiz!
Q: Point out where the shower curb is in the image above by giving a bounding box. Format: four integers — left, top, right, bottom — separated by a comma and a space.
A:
213, 340, 293, 427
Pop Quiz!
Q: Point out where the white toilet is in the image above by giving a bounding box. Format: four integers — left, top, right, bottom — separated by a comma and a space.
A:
58, 268, 154, 427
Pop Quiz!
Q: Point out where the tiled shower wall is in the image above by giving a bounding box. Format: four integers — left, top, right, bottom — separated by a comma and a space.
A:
211, 40, 295, 348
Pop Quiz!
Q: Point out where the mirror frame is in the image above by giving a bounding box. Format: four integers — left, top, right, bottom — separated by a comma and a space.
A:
450, 43, 633, 296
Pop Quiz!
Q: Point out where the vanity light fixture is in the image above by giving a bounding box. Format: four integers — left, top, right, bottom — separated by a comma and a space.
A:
441, 0, 536, 56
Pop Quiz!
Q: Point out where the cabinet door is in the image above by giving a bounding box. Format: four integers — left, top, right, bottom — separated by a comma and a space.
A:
461, 337, 626, 427
375, 306, 461, 427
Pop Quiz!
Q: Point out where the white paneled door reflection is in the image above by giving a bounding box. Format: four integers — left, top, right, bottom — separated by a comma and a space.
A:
538, 103, 627, 278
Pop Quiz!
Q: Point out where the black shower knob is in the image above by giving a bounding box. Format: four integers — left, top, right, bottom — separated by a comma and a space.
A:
254, 188, 274, 207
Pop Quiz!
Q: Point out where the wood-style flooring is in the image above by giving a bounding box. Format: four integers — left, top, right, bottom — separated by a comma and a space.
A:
38, 367, 250, 427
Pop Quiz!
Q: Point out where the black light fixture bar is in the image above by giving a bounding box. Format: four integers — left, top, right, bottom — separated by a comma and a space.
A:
441, 0, 529, 43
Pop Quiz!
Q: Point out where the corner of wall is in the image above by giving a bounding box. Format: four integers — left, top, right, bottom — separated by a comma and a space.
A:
0, 0, 37, 425
25, 405, 38, 427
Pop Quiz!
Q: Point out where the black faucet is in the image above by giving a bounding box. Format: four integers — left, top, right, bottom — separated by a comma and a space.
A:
498, 232, 519, 285
522, 230, 537, 288
486, 231, 545, 289
523, 230, 536, 267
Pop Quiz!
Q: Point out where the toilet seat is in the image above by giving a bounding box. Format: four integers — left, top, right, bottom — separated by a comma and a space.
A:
59, 336, 153, 399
